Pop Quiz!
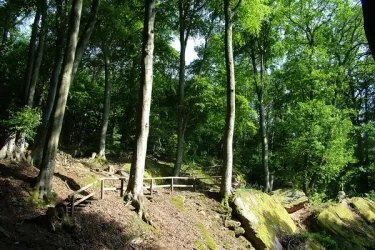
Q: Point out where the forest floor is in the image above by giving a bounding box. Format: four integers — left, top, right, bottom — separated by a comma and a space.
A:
0, 155, 253, 250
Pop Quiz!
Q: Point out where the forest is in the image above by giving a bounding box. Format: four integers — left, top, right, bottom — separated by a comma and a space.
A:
1, 0, 375, 249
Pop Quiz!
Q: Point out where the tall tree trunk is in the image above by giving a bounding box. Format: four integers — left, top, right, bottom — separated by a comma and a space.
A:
32, 0, 98, 167
25, 2, 42, 105
250, 27, 271, 192
71, 0, 100, 83
27, 0, 48, 107
35, 0, 83, 200
361, 0, 375, 60
174, 0, 187, 176
124, 0, 156, 222
98, 45, 111, 158
32, 0, 65, 167
257, 49, 270, 193
220, 0, 237, 203
258, 80, 270, 192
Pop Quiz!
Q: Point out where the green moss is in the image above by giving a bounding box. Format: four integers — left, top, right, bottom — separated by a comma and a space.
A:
272, 189, 308, 210
317, 203, 375, 249
145, 158, 173, 177
29, 189, 57, 208
195, 240, 206, 250
223, 241, 231, 249
87, 156, 107, 168
232, 189, 296, 249
197, 223, 217, 250
220, 194, 232, 213
171, 195, 185, 212
349, 197, 375, 224
82, 173, 100, 188
123, 163, 131, 172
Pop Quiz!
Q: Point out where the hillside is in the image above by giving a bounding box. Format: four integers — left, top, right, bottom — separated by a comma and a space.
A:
0, 157, 252, 250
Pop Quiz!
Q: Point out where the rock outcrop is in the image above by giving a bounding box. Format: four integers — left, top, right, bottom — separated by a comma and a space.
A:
272, 189, 308, 213
231, 189, 296, 250
349, 197, 375, 224
316, 199, 375, 249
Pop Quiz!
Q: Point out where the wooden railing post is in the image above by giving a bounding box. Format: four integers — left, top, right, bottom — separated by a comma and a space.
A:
120, 179, 124, 197
70, 195, 75, 217
101, 179, 104, 199
171, 178, 174, 194
150, 179, 153, 196
193, 177, 197, 192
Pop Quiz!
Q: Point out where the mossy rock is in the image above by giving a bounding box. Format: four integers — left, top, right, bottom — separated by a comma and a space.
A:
272, 189, 308, 213
349, 197, 375, 224
316, 203, 375, 249
231, 189, 296, 250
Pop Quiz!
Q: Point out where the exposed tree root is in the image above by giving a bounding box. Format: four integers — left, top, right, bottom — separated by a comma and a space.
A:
124, 191, 152, 225
0, 133, 30, 163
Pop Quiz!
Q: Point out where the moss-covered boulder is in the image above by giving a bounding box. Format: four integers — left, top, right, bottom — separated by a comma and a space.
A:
316, 202, 375, 249
349, 197, 375, 224
272, 189, 308, 213
231, 189, 297, 250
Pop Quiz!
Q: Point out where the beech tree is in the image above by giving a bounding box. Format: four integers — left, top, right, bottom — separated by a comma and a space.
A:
98, 44, 111, 158
35, 0, 83, 199
32, 0, 100, 166
220, 0, 239, 202
174, 0, 205, 176
123, 0, 156, 220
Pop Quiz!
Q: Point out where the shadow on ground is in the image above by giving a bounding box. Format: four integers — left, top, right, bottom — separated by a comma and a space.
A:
0, 161, 160, 250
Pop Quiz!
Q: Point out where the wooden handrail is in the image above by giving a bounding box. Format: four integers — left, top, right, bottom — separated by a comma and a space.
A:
69, 174, 221, 216
68, 181, 99, 198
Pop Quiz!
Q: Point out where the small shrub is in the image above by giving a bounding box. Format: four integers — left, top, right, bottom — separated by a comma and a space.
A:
2, 106, 41, 140
368, 190, 375, 202
305, 232, 338, 250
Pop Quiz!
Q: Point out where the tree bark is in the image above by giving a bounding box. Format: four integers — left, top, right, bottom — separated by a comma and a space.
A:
24, 1, 42, 105
221, 0, 237, 202
124, 0, 156, 222
174, 0, 188, 176
32, 0, 66, 167
250, 40, 270, 193
71, 0, 100, 83
27, 0, 48, 107
258, 79, 270, 193
35, 0, 83, 200
361, 0, 375, 60
98, 45, 111, 158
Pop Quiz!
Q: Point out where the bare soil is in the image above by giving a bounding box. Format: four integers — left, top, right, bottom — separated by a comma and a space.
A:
0, 158, 252, 250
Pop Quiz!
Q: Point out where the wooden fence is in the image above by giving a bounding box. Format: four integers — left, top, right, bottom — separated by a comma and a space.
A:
68, 175, 221, 216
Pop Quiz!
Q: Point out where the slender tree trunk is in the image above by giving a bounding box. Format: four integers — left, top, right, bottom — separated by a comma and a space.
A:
98, 45, 111, 158
258, 52, 270, 193
220, 0, 236, 203
25, 2, 42, 104
124, 0, 156, 222
71, 0, 100, 83
35, 0, 83, 200
174, 0, 187, 176
259, 86, 270, 192
250, 34, 270, 192
27, 0, 48, 107
32, 0, 65, 167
